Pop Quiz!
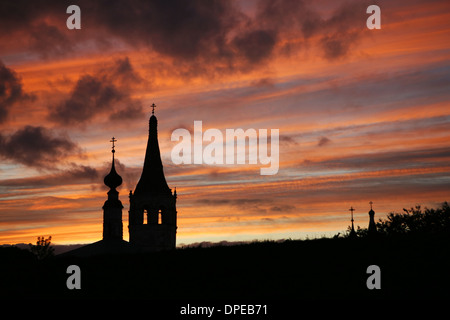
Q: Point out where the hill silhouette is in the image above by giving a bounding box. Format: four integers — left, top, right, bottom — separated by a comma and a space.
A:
2, 234, 450, 301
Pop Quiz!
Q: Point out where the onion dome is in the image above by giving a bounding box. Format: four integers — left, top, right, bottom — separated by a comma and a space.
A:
104, 137, 122, 190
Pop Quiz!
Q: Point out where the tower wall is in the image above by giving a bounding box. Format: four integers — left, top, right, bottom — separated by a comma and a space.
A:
103, 205, 123, 240
129, 192, 177, 250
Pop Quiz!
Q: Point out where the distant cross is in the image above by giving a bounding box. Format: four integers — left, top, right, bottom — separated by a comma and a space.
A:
349, 206, 355, 221
151, 103, 156, 114
110, 137, 117, 153
349, 206, 356, 237
369, 201, 373, 210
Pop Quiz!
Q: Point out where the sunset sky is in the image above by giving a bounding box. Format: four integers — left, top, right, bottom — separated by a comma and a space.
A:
1, 0, 449, 246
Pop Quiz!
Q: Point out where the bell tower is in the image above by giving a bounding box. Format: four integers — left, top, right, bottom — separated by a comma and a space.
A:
128, 104, 177, 251
103, 137, 124, 241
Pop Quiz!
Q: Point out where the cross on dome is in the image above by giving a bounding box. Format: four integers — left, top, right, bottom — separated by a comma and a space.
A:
110, 137, 117, 153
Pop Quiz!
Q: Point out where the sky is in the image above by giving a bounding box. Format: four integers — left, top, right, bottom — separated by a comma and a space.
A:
0, 0, 449, 246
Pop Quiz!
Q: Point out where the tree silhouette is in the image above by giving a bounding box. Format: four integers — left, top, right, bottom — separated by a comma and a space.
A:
378, 202, 450, 236
347, 202, 450, 238
29, 236, 55, 260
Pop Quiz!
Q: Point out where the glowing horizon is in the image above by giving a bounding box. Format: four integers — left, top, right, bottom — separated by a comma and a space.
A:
1, 0, 450, 246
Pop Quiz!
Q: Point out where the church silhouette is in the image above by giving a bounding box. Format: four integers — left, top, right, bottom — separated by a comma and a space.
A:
61, 104, 378, 258
347, 202, 378, 239
62, 104, 177, 257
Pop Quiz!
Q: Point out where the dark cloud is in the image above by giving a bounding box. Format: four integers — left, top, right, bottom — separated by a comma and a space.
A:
0, 126, 79, 168
0, 0, 239, 62
0, 1, 79, 59
320, 33, 354, 60
48, 57, 143, 125
318, 136, 330, 147
48, 74, 123, 125
109, 57, 142, 85
251, 78, 275, 88
88, 0, 241, 61
93, 57, 143, 88
254, 0, 369, 60
0, 60, 33, 123
244, 0, 369, 62
65, 164, 99, 181
318, 2, 368, 60
0, 1, 58, 33
49, 75, 113, 124
279, 134, 298, 145
254, 0, 317, 39
1, 0, 371, 73
232, 29, 277, 64
109, 104, 145, 121
28, 23, 73, 59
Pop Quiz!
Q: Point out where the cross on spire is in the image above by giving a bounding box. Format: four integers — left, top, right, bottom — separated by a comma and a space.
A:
369, 201, 373, 210
349, 206, 356, 237
151, 103, 156, 115
349, 206, 355, 221
110, 137, 117, 153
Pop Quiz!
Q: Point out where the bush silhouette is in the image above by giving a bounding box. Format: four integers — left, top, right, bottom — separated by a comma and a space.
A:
29, 236, 55, 260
